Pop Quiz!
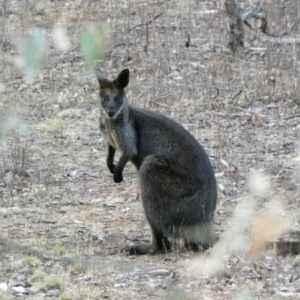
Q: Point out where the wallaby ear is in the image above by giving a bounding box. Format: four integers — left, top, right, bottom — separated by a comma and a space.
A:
96, 69, 105, 84
116, 69, 130, 89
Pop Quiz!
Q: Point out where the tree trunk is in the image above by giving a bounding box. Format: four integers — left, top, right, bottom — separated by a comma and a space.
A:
225, 0, 244, 57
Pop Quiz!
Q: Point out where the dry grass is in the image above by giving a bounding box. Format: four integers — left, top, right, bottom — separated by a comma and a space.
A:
23, 255, 42, 267
1, 0, 300, 299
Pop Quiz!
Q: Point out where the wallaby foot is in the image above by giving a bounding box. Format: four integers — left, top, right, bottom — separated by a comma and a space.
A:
183, 241, 201, 252
113, 172, 123, 183
123, 243, 172, 255
183, 241, 211, 252
124, 230, 171, 255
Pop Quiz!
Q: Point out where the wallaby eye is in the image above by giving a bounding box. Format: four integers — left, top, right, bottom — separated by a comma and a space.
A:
115, 96, 123, 104
101, 95, 108, 103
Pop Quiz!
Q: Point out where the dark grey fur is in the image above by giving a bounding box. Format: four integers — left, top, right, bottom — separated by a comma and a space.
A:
96, 69, 217, 255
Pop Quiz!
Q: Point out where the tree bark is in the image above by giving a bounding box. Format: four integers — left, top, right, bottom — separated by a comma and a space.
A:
225, 0, 244, 57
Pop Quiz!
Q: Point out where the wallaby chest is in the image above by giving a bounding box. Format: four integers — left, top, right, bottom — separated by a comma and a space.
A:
99, 119, 121, 151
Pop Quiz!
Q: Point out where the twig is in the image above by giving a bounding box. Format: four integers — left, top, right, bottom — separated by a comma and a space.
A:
128, 11, 164, 33
126, 0, 131, 61
114, 43, 138, 48
151, 101, 172, 108
48, 45, 80, 69
283, 114, 300, 120
213, 88, 219, 101
228, 105, 253, 114
231, 90, 242, 101
145, 23, 149, 52
150, 93, 172, 103
150, 94, 173, 107
213, 53, 249, 64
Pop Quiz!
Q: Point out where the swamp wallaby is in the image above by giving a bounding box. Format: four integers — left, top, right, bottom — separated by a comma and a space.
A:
96, 68, 217, 255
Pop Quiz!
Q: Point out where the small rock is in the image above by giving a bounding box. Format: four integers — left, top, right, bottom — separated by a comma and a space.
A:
0, 207, 21, 215
69, 170, 77, 177
12, 286, 27, 294
74, 220, 83, 224
148, 269, 172, 277
9, 277, 26, 287
0, 282, 8, 292
28, 286, 40, 294
47, 289, 60, 296
114, 283, 126, 288
42, 219, 56, 224
242, 265, 252, 272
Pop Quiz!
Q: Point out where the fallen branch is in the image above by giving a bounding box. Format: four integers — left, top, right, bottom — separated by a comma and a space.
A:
260, 16, 300, 37
241, 11, 265, 22
241, 11, 265, 31
240, 10, 300, 38
225, 0, 300, 56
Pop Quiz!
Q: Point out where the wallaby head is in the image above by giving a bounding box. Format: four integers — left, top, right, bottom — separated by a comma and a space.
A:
96, 69, 130, 120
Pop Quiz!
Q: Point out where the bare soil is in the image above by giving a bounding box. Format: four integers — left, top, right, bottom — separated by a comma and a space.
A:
1, 0, 300, 299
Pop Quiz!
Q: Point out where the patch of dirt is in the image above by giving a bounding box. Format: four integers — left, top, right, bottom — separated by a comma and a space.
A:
1, 0, 300, 299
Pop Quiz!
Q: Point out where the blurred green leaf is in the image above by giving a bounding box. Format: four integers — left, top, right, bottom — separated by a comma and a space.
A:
22, 28, 46, 80
0, 111, 29, 142
79, 25, 110, 70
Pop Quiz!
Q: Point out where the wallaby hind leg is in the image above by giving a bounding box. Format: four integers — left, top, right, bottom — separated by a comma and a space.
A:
125, 155, 178, 255
151, 228, 171, 253
138, 154, 215, 254
133, 155, 188, 254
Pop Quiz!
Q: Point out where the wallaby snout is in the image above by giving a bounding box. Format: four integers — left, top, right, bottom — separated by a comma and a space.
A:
103, 101, 124, 120
107, 110, 116, 118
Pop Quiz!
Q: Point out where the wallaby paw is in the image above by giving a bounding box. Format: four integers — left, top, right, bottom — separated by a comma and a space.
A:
113, 173, 123, 183
107, 163, 116, 174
